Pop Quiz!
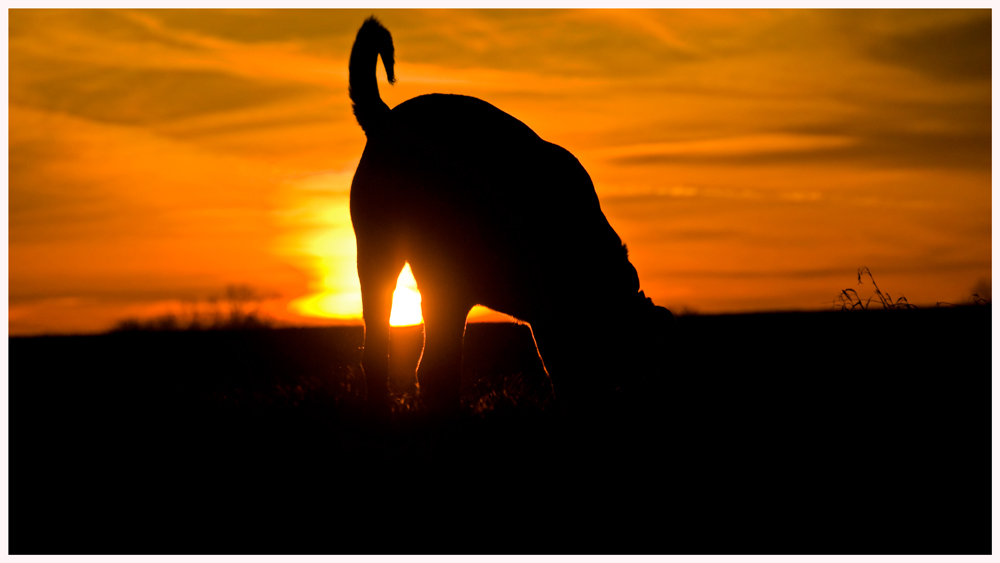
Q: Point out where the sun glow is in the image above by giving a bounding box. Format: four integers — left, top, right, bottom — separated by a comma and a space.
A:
283, 193, 424, 326
389, 263, 423, 326
285, 193, 365, 322
289, 258, 424, 327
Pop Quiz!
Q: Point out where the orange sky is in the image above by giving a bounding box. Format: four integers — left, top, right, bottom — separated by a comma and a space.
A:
8, 9, 992, 335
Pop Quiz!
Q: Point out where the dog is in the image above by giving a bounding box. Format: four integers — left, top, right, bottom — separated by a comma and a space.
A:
348, 17, 675, 412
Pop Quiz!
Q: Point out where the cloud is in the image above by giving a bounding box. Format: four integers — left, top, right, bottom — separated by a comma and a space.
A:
11, 54, 321, 126
378, 10, 700, 79
606, 127, 990, 171
866, 11, 991, 82
10, 9, 200, 52
148, 9, 369, 45
603, 133, 857, 164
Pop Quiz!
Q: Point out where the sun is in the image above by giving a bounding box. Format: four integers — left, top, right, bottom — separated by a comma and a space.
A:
389, 263, 423, 326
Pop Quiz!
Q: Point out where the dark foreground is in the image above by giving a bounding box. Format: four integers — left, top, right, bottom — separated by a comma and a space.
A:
10, 306, 990, 554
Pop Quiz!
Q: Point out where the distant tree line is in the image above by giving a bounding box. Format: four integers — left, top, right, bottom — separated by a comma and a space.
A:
112, 284, 276, 332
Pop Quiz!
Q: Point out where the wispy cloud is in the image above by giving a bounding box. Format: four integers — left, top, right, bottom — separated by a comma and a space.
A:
601, 133, 857, 163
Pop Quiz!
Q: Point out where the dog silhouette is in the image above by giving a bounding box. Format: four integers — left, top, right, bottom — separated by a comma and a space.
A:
349, 17, 674, 412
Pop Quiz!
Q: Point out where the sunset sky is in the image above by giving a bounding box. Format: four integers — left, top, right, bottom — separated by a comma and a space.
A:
8, 9, 992, 335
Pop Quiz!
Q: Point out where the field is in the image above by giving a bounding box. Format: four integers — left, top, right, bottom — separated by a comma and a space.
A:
10, 306, 989, 554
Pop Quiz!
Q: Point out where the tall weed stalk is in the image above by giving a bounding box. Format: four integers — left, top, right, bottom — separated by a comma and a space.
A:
835, 267, 916, 311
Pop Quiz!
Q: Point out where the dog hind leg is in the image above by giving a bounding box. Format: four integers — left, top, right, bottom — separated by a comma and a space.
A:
413, 280, 471, 413
357, 234, 404, 412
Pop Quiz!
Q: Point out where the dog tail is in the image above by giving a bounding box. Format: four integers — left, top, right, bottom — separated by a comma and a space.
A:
349, 16, 395, 135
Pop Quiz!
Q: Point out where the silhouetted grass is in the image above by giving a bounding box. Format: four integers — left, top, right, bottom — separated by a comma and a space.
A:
837, 267, 991, 310
971, 294, 990, 305
466, 370, 554, 415
383, 323, 554, 417
836, 267, 917, 311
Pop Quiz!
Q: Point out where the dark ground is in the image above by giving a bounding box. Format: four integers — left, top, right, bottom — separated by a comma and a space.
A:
9, 306, 990, 554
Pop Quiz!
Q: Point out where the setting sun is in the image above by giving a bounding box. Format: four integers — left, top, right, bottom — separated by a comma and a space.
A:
389, 263, 424, 327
